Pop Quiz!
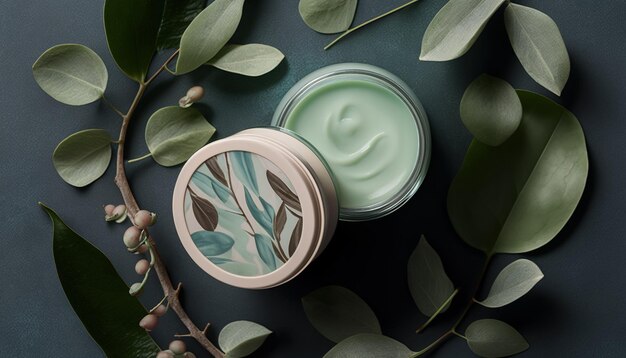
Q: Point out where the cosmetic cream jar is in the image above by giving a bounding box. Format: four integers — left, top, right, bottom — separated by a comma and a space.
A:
173, 64, 430, 288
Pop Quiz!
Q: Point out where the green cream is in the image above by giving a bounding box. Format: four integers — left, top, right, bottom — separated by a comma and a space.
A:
284, 79, 419, 208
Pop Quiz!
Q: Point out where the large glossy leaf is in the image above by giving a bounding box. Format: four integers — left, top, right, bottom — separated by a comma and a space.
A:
448, 90, 588, 254
145, 106, 215, 167
478, 259, 543, 308
218, 320, 271, 358
104, 0, 166, 82
176, 0, 245, 74
207, 44, 285, 77
420, 0, 505, 61
302, 286, 381, 343
324, 334, 413, 358
52, 129, 112, 187
465, 319, 529, 357
40, 203, 160, 357
191, 231, 235, 256
298, 0, 358, 34
408, 235, 455, 316
504, 3, 570, 96
32, 44, 108, 106
156, 0, 207, 50
460, 74, 522, 146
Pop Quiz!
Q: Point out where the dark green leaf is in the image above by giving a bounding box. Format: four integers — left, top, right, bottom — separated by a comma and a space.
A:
465, 319, 529, 357
189, 189, 218, 231
104, 0, 166, 82
156, 0, 207, 50
448, 90, 588, 254
191, 231, 234, 256
460, 74, 522, 146
504, 3, 570, 95
478, 259, 543, 308
407, 235, 455, 316
32, 44, 107, 106
207, 44, 285, 76
40, 203, 160, 357
52, 129, 112, 187
254, 233, 277, 270
176, 0, 245, 74
302, 285, 381, 343
218, 320, 272, 358
324, 334, 413, 358
299, 0, 358, 34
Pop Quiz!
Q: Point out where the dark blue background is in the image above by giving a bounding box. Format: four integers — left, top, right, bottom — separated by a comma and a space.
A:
2, 0, 625, 356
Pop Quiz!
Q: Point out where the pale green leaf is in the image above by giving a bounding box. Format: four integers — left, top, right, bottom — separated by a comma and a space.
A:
420, 0, 505, 61
448, 90, 588, 254
302, 285, 381, 343
207, 44, 285, 77
466, 319, 529, 357
299, 0, 358, 34
408, 235, 455, 316
104, 0, 166, 82
53, 129, 112, 187
478, 259, 543, 308
460, 74, 522, 146
156, 0, 207, 50
324, 334, 413, 358
176, 0, 245, 75
145, 106, 215, 167
218, 320, 271, 358
32, 44, 107, 106
504, 3, 570, 95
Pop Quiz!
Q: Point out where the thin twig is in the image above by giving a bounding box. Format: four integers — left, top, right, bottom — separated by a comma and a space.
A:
102, 95, 125, 117
145, 49, 180, 85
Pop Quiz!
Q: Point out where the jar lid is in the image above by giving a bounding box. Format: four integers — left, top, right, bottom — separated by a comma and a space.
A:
172, 128, 338, 289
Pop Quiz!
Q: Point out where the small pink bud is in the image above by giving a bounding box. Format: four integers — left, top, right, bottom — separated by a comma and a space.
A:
123, 226, 141, 249
135, 259, 150, 275
179, 86, 205, 108
153, 304, 167, 317
156, 351, 174, 358
134, 210, 155, 229
169, 340, 186, 355
104, 204, 115, 216
139, 314, 158, 331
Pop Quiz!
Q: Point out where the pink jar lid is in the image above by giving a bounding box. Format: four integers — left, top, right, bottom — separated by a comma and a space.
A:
172, 128, 338, 289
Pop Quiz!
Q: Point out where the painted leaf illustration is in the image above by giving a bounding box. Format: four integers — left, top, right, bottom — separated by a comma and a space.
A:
206, 157, 228, 186
407, 236, 455, 316
478, 259, 544, 308
230, 151, 259, 195
254, 234, 277, 270
209, 257, 233, 266
244, 187, 274, 236
189, 189, 218, 231
218, 320, 272, 358
465, 319, 529, 357
274, 203, 287, 240
192, 171, 218, 198
289, 218, 303, 257
267, 170, 301, 212
211, 180, 231, 204
324, 334, 413, 358
191, 231, 234, 257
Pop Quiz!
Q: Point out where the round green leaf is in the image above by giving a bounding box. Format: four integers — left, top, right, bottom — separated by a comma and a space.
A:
478, 259, 544, 308
505, 3, 570, 96
207, 44, 285, 77
302, 285, 381, 343
104, 0, 166, 82
32, 44, 107, 106
218, 320, 271, 358
420, 0, 505, 61
145, 106, 216, 167
460, 74, 522, 146
53, 129, 112, 187
176, 0, 245, 75
324, 334, 413, 358
466, 319, 529, 357
448, 90, 588, 254
298, 0, 358, 34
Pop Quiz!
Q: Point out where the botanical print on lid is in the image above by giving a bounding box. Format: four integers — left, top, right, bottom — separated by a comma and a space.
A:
184, 151, 303, 277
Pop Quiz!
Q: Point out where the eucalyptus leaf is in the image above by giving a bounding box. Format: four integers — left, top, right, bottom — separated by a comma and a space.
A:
145, 106, 215, 167
230, 151, 259, 195
448, 90, 588, 254
478, 259, 543, 308
244, 187, 274, 236
302, 285, 381, 343
52, 129, 112, 187
289, 218, 303, 256
274, 203, 287, 240
40, 203, 160, 357
504, 3, 570, 96
156, 0, 207, 50
104, 0, 166, 82
207, 156, 228, 186
33, 44, 108, 106
299, 0, 357, 34
465, 319, 529, 357
267, 170, 301, 212
460, 74, 522, 146
407, 235, 455, 316
176, 0, 245, 75
254, 233, 277, 270
420, 0, 505, 61
218, 320, 271, 358
191, 231, 235, 256
189, 189, 219, 231
324, 333, 413, 358
207, 44, 285, 77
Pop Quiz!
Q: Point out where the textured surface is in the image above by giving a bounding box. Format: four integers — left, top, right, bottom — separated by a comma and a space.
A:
1, 0, 625, 357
